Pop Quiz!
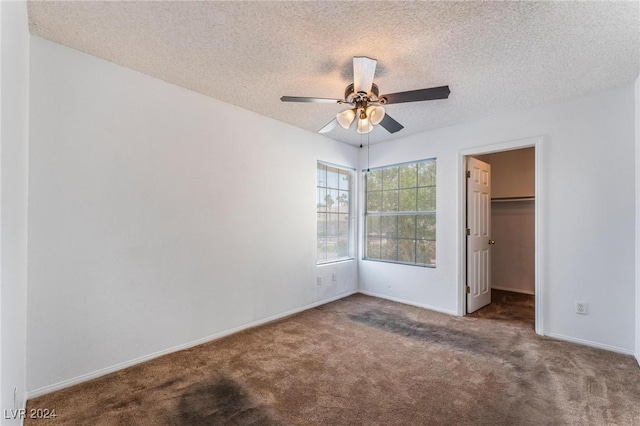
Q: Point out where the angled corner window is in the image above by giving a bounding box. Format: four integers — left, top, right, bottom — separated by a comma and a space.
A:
317, 162, 355, 264
364, 159, 436, 267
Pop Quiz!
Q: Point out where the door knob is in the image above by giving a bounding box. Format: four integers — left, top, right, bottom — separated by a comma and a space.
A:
488, 239, 496, 245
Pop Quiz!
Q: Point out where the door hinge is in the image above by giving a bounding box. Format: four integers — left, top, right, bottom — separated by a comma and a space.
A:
466, 228, 470, 236
466, 286, 471, 294
466, 170, 470, 178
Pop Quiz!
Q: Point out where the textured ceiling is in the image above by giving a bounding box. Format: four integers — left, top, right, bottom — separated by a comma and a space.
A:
28, 1, 639, 146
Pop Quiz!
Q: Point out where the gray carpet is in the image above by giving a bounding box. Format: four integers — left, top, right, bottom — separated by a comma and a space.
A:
26, 293, 640, 425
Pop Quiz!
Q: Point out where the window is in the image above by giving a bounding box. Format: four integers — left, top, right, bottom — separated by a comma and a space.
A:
317, 162, 354, 263
364, 159, 436, 267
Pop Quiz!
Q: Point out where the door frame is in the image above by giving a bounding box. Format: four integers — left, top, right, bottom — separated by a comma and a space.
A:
457, 136, 544, 335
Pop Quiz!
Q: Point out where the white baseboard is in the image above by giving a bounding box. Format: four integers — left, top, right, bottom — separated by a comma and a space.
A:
357, 290, 458, 316
543, 332, 635, 356
26, 290, 358, 399
28, 289, 634, 400
636, 352, 640, 367
491, 286, 535, 295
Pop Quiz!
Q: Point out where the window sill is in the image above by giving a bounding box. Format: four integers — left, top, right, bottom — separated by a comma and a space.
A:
361, 258, 436, 268
317, 258, 355, 266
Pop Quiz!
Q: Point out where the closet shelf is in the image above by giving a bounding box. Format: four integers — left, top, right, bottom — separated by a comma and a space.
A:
491, 196, 535, 203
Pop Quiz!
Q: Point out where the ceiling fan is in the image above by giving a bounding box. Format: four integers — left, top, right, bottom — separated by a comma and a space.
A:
280, 56, 450, 135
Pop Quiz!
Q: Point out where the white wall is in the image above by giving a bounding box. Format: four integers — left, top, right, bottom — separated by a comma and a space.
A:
635, 77, 640, 364
1, 0, 30, 422
27, 37, 358, 395
360, 83, 636, 353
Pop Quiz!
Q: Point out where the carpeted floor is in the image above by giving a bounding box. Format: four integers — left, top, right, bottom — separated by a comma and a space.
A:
467, 289, 535, 327
26, 293, 640, 425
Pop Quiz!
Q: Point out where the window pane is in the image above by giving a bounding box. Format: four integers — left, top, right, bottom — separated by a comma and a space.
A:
317, 164, 327, 187
381, 216, 398, 239
366, 215, 380, 237
327, 189, 339, 212
417, 240, 436, 266
327, 166, 340, 189
337, 235, 349, 258
339, 170, 350, 190
367, 191, 382, 213
326, 236, 338, 260
327, 213, 339, 237
418, 161, 436, 187
382, 167, 399, 190
367, 169, 382, 191
398, 239, 416, 263
398, 215, 416, 239
317, 213, 326, 237
363, 159, 436, 267
327, 214, 339, 259
317, 212, 326, 262
339, 214, 349, 237
383, 190, 399, 211
417, 187, 436, 211
317, 188, 326, 212
367, 238, 381, 259
399, 188, 417, 212
317, 239, 327, 262
338, 190, 349, 213
399, 164, 417, 188
317, 162, 353, 263
417, 215, 436, 240
380, 239, 398, 261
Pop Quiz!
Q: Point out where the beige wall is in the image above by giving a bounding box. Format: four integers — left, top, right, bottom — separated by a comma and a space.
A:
475, 148, 535, 294
476, 147, 534, 198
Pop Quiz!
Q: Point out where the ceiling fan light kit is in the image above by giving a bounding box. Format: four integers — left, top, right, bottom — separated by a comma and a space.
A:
281, 56, 450, 135
356, 117, 374, 135
336, 109, 356, 129
367, 105, 385, 125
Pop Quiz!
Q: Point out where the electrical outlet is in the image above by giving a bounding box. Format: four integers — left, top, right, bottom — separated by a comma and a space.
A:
575, 301, 587, 315
332, 273, 337, 282
317, 276, 322, 286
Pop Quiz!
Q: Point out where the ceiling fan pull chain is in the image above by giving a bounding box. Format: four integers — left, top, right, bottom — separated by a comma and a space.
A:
367, 136, 370, 173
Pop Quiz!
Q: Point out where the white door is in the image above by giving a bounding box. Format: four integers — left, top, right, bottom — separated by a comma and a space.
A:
466, 157, 492, 313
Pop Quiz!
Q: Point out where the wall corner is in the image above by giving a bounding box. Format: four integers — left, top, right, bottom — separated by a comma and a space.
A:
635, 74, 640, 366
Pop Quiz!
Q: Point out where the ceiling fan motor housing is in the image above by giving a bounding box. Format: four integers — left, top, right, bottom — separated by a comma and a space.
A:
344, 83, 381, 105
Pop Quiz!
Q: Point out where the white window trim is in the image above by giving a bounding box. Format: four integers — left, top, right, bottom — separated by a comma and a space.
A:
317, 161, 356, 265
363, 158, 436, 267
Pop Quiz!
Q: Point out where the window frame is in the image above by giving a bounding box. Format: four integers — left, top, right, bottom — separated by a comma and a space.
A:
363, 158, 436, 268
316, 161, 356, 265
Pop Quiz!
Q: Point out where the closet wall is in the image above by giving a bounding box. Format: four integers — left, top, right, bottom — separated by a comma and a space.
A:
476, 148, 535, 294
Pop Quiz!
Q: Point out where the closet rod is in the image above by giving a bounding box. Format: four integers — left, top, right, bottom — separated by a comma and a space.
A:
491, 196, 535, 203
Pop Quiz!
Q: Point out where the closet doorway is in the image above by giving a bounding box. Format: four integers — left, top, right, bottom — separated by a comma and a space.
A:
465, 147, 536, 329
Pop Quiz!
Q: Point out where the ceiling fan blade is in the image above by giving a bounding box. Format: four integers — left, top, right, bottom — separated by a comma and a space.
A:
378, 114, 404, 134
353, 56, 377, 94
318, 118, 338, 133
280, 96, 342, 104
381, 86, 450, 104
